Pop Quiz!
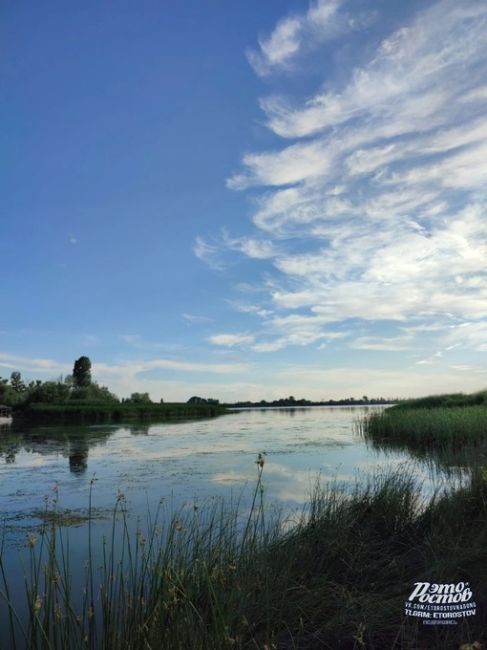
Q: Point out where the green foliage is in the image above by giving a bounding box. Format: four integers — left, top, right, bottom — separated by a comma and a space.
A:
360, 403, 487, 450
26, 380, 71, 404
187, 395, 208, 404
128, 392, 152, 404
21, 401, 224, 424
0, 375, 26, 406
0, 358, 117, 410
0, 377, 9, 400
72, 355, 92, 388
10, 371, 26, 393
393, 390, 487, 410
2, 468, 487, 649
70, 382, 119, 403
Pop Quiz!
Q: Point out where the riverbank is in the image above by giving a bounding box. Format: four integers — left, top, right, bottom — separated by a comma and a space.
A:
359, 390, 487, 451
14, 401, 227, 424
0, 392, 487, 650
2, 464, 486, 649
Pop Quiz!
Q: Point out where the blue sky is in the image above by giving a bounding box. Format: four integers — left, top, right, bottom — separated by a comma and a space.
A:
2, 0, 487, 401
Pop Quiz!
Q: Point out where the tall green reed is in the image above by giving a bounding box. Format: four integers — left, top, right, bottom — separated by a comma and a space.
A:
1, 458, 486, 649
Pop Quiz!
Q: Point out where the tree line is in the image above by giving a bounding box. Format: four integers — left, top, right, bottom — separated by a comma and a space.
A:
0, 356, 219, 408
0, 356, 117, 407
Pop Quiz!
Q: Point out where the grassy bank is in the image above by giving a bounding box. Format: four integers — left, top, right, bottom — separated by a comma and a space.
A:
2, 464, 486, 649
359, 391, 487, 451
16, 401, 226, 424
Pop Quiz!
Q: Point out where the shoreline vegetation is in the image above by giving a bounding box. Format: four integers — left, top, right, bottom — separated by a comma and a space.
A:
0, 388, 486, 646
1, 355, 398, 425
0, 370, 487, 650
0, 356, 226, 424
2, 459, 486, 649
359, 389, 487, 451
15, 401, 226, 424
226, 396, 395, 408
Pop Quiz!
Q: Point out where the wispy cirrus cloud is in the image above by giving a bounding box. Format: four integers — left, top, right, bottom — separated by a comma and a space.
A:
209, 333, 255, 348
0, 352, 70, 375
194, 232, 278, 269
95, 358, 249, 376
182, 313, 214, 324
220, 0, 487, 360
193, 236, 226, 270
0, 351, 249, 380
247, 0, 356, 77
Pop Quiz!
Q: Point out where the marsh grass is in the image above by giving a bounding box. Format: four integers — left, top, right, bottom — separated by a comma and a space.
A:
359, 404, 487, 452
19, 402, 225, 425
1, 462, 487, 649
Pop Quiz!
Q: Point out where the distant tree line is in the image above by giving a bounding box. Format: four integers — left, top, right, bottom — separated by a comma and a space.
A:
0, 357, 221, 411
187, 396, 220, 405
0, 356, 166, 408
225, 395, 397, 408
0, 356, 118, 407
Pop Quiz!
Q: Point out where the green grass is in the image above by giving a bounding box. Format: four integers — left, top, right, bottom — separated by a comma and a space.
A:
17, 401, 226, 424
2, 462, 487, 649
359, 403, 487, 451
393, 391, 487, 410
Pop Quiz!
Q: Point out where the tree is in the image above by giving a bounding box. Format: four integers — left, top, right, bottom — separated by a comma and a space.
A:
187, 396, 207, 405
27, 381, 70, 404
10, 371, 26, 393
72, 356, 92, 388
128, 392, 151, 404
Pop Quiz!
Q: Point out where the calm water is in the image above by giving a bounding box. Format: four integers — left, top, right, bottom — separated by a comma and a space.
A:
0, 406, 468, 639
0, 407, 462, 542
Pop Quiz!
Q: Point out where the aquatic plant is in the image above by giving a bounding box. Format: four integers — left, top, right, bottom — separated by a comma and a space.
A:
359, 404, 487, 451
1, 462, 486, 648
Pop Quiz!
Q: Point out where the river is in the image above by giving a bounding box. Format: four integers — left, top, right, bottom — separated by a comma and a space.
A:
0, 406, 463, 538
0, 406, 465, 641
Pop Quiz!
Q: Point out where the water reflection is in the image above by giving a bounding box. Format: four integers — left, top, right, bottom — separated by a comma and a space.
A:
0, 407, 472, 538
129, 424, 150, 436
361, 427, 487, 478
0, 424, 113, 475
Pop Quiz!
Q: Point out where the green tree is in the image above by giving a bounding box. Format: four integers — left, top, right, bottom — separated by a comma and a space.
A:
27, 381, 70, 404
10, 371, 26, 393
72, 356, 92, 388
128, 392, 151, 404
0, 377, 9, 401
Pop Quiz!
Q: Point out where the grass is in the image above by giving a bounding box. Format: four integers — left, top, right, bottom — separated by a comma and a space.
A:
392, 391, 487, 410
1, 459, 487, 649
359, 402, 487, 452
18, 401, 226, 424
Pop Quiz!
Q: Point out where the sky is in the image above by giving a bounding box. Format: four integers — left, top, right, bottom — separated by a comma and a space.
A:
1, 0, 487, 402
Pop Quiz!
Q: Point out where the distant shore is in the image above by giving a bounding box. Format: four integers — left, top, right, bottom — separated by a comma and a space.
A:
12, 401, 227, 425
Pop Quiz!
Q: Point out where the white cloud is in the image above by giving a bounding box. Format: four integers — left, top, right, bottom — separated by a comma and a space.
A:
259, 2, 487, 138
223, 0, 487, 360
182, 313, 214, 324
0, 352, 69, 376
247, 0, 347, 76
227, 140, 332, 190
193, 236, 225, 270
209, 333, 255, 348
276, 365, 487, 399
351, 336, 414, 352
222, 233, 277, 259
95, 358, 249, 376
235, 238, 276, 259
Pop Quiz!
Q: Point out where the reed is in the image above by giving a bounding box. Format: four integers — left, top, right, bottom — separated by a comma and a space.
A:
1, 462, 486, 649
359, 404, 487, 451
19, 401, 226, 424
